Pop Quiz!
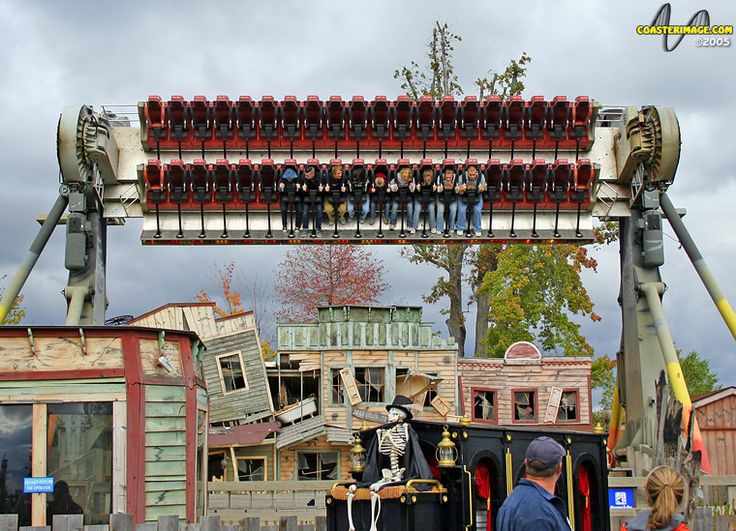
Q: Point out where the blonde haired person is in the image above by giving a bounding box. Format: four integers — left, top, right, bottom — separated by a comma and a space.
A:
622, 466, 688, 531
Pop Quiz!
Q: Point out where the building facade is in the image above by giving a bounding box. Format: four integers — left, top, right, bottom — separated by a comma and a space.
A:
458, 341, 593, 430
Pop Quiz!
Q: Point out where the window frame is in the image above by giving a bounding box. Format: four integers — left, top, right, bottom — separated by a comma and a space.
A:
235, 456, 268, 482
556, 389, 579, 423
353, 367, 386, 404
512, 389, 538, 423
215, 350, 250, 395
330, 367, 345, 404
470, 387, 498, 424
294, 450, 340, 481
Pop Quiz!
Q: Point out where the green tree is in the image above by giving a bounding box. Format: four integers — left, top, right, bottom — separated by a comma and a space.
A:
591, 355, 616, 411
678, 348, 720, 397
0, 274, 25, 324
397, 22, 602, 357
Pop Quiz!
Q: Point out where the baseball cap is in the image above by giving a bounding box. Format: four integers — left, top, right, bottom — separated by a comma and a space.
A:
525, 436, 565, 468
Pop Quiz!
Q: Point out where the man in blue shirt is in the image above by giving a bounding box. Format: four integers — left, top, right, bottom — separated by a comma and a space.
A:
497, 436, 572, 531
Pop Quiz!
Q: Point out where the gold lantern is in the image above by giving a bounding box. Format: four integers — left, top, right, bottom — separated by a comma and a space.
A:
436, 425, 458, 468
350, 433, 367, 473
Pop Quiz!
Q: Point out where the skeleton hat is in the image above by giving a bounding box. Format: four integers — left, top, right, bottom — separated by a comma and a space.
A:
386, 395, 414, 421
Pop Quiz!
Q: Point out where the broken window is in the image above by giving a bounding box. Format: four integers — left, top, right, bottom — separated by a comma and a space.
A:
217, 352, 248, 393
355, 368, 385, 403
208, 451, 227, 481
513, 391, 536, 421
296, 451, 339, 480
331, 368, 344, 404
423, 372, 439, 407
557, 391, 578, 421
237, 457, 266, 481
473, 389, 496, 421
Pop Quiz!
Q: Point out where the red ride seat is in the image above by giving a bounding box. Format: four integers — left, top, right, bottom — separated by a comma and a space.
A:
416, 95, 436, 141
481, 96, 502, 141
504, 159, 525, 203
191, 96, 212, 142
571, 96, 592, 141
259, 96, 278, 140
548, 96, 570, 143
214, 160, 234, 203
349, 96, 367, 140
214, 96, 234, 141
237, 96, 257, 141
526, 160, 549, 203
326, 96, 346, 140
393, 95, 414, 141
143, 160, 165, 204
370, 97, 390, 140
502, 96, 524, 143
258, 159, 277, 203
145, 96, 166, 142
550, 159, 572, 204
524, 96, 547, 143
438, 95, 457, 140
190, 160, 212, 204
281, 95, 301, 140
485, 159, 503, 201
304, 96, 323, 140
236, 159, 255, 204
572, 159, 594, 204
460, 96, 479, 140
166, 160, 189, 204
167, 96, 189, 143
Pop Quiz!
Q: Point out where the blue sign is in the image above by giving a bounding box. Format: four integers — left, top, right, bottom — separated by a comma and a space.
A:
23, 477, 54, 494
608, 487, 636, 509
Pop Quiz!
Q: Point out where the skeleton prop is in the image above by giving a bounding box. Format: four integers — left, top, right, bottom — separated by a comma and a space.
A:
346, 395, 433, 531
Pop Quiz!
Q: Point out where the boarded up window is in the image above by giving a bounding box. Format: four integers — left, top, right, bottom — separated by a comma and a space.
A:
216, 351, 249, 393
355, 367, 385, 403
339, 367, 362, 405
557, 391, 578, 421
473, 390, 496, 421
296, 451, 339, 480
513, 391, 536, 421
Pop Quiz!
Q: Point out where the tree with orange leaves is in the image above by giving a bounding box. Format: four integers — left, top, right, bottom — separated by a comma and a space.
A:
195, 262, 244, 317
274, 246, 388, 323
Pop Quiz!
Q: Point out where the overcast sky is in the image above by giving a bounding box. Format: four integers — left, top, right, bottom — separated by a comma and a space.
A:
0, 0, 734, 396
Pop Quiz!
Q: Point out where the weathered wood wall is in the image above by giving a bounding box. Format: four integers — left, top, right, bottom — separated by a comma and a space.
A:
144, 385, 188, 521
206, 481, 332, 525
129, 304, 257, 342
203, 330, 273, 424
695, 393, 736, 476
0, 333, 124, 372
277, 435, 350, 482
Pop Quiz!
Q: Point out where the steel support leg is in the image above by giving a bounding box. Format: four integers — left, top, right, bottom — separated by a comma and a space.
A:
0, 191, 69, 323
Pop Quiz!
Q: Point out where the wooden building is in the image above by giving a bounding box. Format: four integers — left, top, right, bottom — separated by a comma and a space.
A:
274, 305, 459, 481
457, 341, 593, 430
693, 386, 736, 477
0, 326, 207, 526
128, 303, 278, 484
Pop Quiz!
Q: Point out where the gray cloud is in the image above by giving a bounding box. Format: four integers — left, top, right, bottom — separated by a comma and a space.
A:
1, 0, 734, 400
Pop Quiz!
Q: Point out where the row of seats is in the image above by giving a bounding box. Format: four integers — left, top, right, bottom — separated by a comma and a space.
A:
141, 158, 596, 210
140, 95, 594, 152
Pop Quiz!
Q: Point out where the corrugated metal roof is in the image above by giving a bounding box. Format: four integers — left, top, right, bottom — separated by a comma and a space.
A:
276, 415, 326, 449
208, 421, 280, 446
326, 425, 354, 445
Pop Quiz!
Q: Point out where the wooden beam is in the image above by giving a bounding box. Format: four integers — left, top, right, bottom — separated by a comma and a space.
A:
31, 404, 47, 527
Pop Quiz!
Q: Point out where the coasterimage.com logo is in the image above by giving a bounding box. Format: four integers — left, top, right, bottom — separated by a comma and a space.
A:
637, 3, 733, 51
